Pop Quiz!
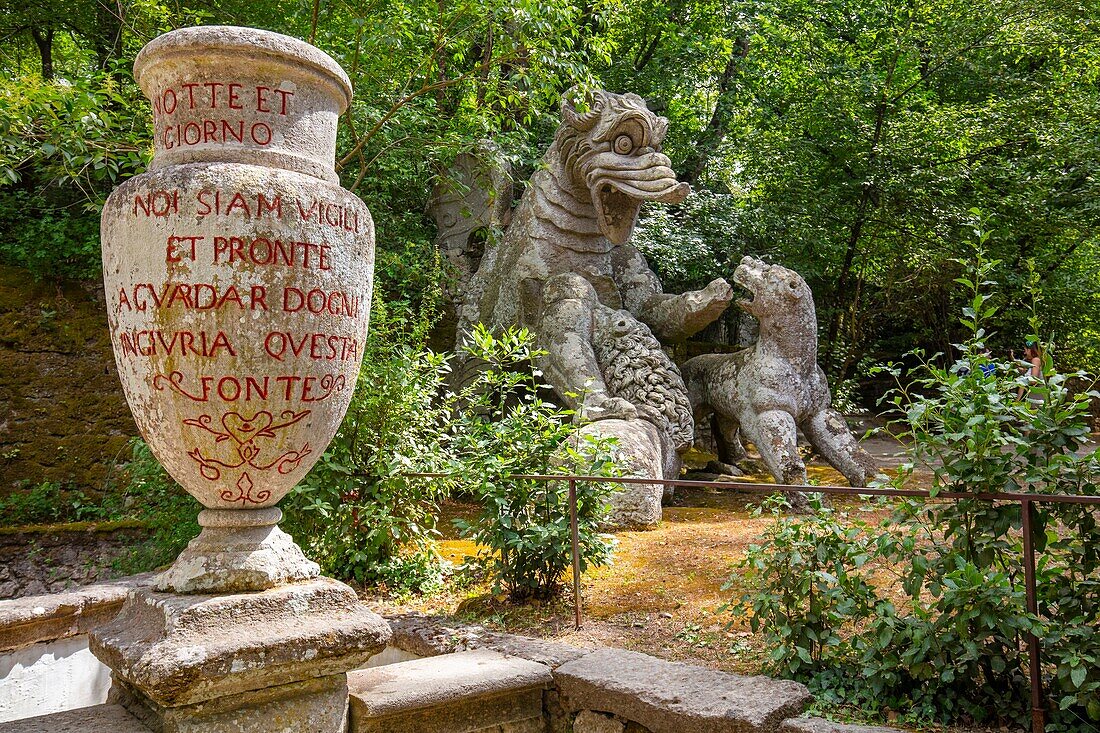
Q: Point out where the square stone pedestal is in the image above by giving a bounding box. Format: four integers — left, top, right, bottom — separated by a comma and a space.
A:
89, 577, 390, 733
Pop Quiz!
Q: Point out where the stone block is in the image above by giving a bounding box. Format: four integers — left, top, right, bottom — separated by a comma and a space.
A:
779, 717, 906, 733
575, 709, 625, 733
480, 632, 592, 670
112, 672, 348, 733
90, 577, 390, 707
6, 703, 151, 732
385, 614, 590, 669
554, 648, 810, 733
349, 649, 552, 733
498, 717, 548, 733
0, 574, 152, 652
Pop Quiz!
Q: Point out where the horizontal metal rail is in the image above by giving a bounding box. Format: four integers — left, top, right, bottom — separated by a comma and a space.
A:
404, 470, 1099, 733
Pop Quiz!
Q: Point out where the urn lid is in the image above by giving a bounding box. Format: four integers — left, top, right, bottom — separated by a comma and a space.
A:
133, 26, 353, 183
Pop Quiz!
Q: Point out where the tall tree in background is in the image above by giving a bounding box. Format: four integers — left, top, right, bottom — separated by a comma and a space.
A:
0, 0, 1097, 377
624, 0, 1100, 378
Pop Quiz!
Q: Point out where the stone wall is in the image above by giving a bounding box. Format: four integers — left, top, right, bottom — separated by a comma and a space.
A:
0, 590, 905, 733
0, 265, 136, 495
0, 524, 148, 599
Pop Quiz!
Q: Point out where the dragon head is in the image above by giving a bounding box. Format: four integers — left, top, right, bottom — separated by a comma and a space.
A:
558, 89, 690, 244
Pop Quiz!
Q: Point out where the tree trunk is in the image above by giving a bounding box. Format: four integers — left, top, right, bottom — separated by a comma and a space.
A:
680, 37, 748, 186
30, 27, 54, 81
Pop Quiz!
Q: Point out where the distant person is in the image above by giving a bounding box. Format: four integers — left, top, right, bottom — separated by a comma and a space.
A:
1017, 340, 1045, 404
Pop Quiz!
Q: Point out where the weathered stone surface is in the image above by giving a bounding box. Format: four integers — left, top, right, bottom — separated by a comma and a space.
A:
350, 649, 552, 713
575, 709, 625, 733
498, 719, 549, 733
113, 672, 348, 733
89, 577, 390, 707
152, 508, 318, 593
384, 613, 489, 656
0, 266, 137, 494
134, 25, 352, 183
480, 633, 592, 670
574, 419, 665, 529
779, 717, 906, 733
427, 142, 513, 288
0, 526, 151, 601
456, 89, 733, 528
5, 703, 151, 733
349, 649, 551, 733
0, 574, 151, 651
554, 648, 811, 733
680, 257, 879, 505
385, 613, 591, 669
103, 25, 375, 519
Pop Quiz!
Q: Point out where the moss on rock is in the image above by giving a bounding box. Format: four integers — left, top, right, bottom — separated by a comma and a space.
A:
0, 265, 136, 497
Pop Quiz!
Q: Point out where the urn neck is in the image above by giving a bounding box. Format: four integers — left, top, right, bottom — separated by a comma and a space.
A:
134, 25, 351, 184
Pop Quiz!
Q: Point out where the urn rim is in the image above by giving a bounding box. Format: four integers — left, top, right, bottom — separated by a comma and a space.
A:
133, 25, 353, 113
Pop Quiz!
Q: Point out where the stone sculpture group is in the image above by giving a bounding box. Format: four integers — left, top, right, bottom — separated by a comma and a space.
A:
456, 90, 736, 525
453, 89, 877, 525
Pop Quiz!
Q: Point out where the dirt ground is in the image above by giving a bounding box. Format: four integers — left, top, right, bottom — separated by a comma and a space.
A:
367, 429, 920, 681
367, 427, 1100, 729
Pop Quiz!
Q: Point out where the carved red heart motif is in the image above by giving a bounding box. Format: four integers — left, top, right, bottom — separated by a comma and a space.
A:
221, 411, 274, 444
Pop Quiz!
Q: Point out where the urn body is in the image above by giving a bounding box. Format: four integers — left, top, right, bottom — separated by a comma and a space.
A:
101, 26, 374, 511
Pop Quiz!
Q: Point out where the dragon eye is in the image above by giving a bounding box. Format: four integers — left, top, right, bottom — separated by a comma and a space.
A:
613, 135, 634, 155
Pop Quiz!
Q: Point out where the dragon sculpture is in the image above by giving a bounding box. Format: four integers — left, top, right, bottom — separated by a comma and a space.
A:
457, 89, 732, 527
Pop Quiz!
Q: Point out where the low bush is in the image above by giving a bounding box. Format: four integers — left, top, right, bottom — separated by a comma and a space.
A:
108, 439, 200, 574
283, 302, 453, 593
727, 240, 1100, 729
450, 326, 619, 601
285, 317, 618, 598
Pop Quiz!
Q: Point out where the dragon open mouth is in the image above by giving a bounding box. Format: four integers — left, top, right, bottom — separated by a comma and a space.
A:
586, 152, 690, 244
733, 257, 764, 311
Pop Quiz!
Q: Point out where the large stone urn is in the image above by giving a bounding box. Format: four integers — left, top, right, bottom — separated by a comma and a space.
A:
101, 25, 374, 593
91, 26, 389, 733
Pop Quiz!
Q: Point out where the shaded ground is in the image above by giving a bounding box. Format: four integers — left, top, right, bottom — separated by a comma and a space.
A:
369, 431, 922, 678
367, 427, 1096, 728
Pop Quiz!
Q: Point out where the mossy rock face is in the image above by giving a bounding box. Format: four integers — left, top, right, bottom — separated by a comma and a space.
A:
0, 265, 136, 496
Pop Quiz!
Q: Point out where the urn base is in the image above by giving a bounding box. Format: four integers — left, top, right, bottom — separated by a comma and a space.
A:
155, 507, 319, 593
90, 576, 391, 733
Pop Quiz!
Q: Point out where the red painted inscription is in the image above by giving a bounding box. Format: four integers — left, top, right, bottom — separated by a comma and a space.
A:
154, 371, 348, 403
212, 236, 331, 270
117, 283, 269, 313
117, 329, 237, 358
263, 331, 359, 362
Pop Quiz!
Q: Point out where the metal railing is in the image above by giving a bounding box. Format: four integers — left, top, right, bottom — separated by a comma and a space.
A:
416, 471, 1100, 733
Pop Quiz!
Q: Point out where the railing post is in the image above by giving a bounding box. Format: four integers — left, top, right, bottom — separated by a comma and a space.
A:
1021, 498, 1045, 733
569, 477, 582, 630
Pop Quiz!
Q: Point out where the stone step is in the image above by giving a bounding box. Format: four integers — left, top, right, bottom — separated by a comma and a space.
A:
6, 703, 151, 732
780, 717, 907, 733
554, 648, 811, 733
348, 649, 553, 733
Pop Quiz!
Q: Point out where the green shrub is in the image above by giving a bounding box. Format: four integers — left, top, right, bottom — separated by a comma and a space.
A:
0, 480, 78, 525
725, 494, 882, 676
0, 191, 101, 280
108, 438, 200, 574
283, 301, 453, 592
450, 325, 618, 602
727, 237, 1100, 729
0, 71, 151, 280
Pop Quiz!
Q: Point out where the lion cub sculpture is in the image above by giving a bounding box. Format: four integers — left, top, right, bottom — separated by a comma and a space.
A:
680, 257, 877, 510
